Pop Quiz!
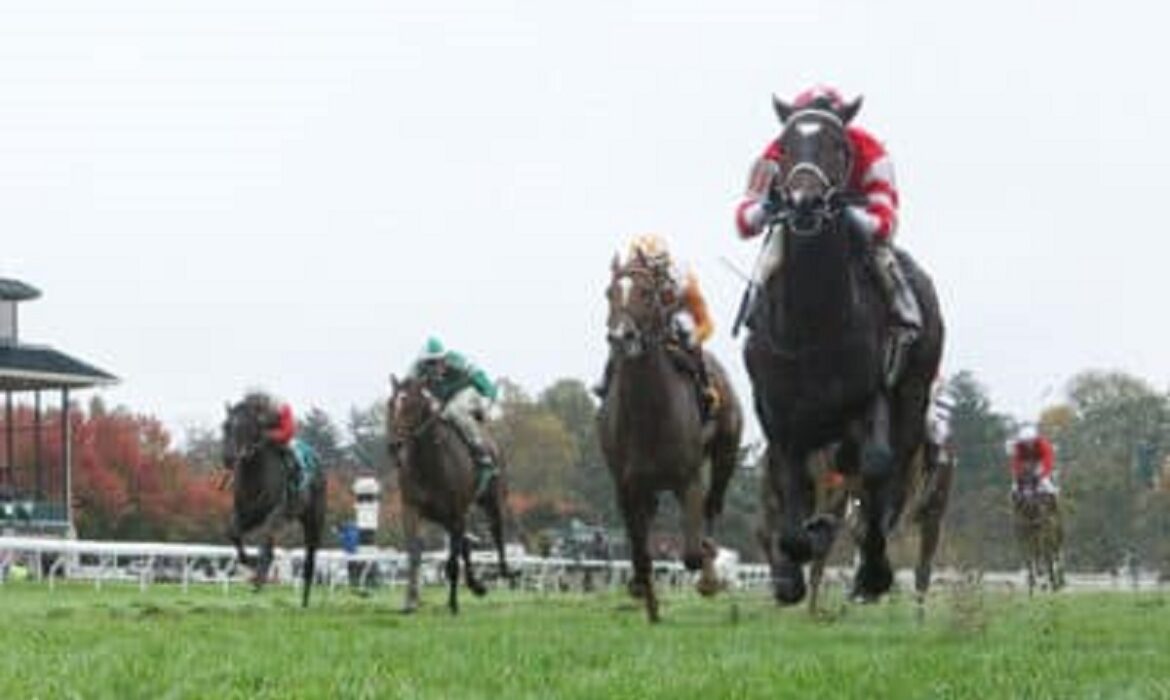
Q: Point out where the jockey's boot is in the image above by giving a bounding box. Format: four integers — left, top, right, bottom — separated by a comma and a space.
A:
691, 347, 719, 422
470, 442, 497, 501
873, 243, 922, 388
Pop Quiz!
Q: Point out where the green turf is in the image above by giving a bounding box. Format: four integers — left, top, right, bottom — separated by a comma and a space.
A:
1, 581, 1168, 699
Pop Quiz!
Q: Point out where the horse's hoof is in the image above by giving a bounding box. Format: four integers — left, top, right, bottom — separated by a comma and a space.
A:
646, 600, 661, 624
628, 579, 649, 600
773, 562, 806, 605
469, 583, 488, 597
696, 575, 724, 598
779, 532, 813, 564
683, 552, 705, 572
853, 560, 894, 600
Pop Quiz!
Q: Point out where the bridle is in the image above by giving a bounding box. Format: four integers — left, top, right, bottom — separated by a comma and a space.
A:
389, 382, 442, 450
773, 108, 856, 236
223, 404, 264, 472
607, 262, 678, 358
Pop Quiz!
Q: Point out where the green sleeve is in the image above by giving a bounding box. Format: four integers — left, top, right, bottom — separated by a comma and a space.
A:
470, 368, 498, 400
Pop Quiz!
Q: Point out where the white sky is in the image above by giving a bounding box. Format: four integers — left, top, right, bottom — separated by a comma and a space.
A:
3, 0, 1167, 438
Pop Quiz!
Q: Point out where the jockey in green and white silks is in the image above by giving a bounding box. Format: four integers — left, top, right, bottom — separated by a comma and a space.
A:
409, 337, 499, 493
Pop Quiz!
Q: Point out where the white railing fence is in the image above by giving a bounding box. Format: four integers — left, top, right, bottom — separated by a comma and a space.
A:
0, 536, 1164, 595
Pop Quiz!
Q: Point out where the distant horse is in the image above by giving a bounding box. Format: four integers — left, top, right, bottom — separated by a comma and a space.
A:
744, 96, 946, 605
1013, 479, 1064, 595
757, 448, 852, 616
599, 252, 744, 623
222, 395, 326, 608
388, 375, 514, 615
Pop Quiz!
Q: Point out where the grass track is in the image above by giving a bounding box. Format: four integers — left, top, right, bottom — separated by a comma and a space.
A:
1, 582, 1168, 699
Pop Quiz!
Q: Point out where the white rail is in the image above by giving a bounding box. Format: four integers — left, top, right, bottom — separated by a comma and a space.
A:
1, 536, 1164, 594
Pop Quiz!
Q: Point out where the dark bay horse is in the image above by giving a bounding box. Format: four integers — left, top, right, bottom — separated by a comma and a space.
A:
744, 96, 945, 605
222, 396, 326, 608
1013, 481, 1064, 595
599, 253, 744, 622
388, 376, 514, 615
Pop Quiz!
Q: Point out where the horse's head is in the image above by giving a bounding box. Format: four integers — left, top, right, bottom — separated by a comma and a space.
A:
605, 252, 676, 359
388, 374, 440, 447
770, 93, 862, 235
221, 393, 269, 471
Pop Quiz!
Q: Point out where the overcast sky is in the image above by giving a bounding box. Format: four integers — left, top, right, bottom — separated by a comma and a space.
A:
2, 1, 1166, 439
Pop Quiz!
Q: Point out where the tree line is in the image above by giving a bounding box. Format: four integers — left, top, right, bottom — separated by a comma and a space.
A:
4, 369, 1167, 574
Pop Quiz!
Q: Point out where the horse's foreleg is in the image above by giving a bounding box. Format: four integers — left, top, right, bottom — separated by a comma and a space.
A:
681, 480, 721, 598
461, 533, 487, 597
446, 530, 462, 615
915, 449, 953, 607
853, 400, 903, 602
620, 487, 659, 623
227, 514, 254, 569
300, 491, 324, 609
770, 447, 812, 605
703, 436, 738, 535
483, 489, 514, 581
402, 505, 422, 613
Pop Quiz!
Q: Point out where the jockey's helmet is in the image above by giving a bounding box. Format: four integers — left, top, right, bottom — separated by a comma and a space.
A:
419, 336, 446, 363
792, 85, 848, 112
628, 234, 671, 269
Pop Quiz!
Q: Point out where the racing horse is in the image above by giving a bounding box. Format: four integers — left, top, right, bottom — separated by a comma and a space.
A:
743, 95, 946, 604
1013, 476, 1064, 595
599, 251, 744, 622
388, 375, 514, 615
222, 395, 326, 608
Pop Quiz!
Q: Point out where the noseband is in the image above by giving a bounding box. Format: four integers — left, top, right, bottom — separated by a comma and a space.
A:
774, 109, 855, 235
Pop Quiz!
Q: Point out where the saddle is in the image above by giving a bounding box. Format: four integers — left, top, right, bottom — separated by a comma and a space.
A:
281, 439, 319, 503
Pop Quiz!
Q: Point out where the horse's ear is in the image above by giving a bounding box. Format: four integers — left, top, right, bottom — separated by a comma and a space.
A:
389, 374, 399, 393
224, 401, 231, 415
839, 95, 863, 125
772, 95, 794, 124
610, 252, 622, 277
634, 247, 648, 268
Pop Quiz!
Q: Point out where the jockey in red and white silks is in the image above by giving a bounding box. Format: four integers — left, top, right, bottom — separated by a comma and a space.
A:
735, 85, 899, 243
735, 85, 921, 383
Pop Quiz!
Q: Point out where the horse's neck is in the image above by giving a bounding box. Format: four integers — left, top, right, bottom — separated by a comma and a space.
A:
404, 421, 460, 484
612, 347, 685, 419
773, 228, 867, 341
236, 448, 284, 503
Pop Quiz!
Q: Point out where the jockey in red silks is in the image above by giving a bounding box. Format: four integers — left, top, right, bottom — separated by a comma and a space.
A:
267, 402, 296, 446
1011, 425, 1058, 498
735, 85, 921, 381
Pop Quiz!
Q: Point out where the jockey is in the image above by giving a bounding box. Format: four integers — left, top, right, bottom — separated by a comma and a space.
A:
735, 85, 921, 383
594, 234, 719, 416
408, 337, 499, 494
1011, 425, 1058, 498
